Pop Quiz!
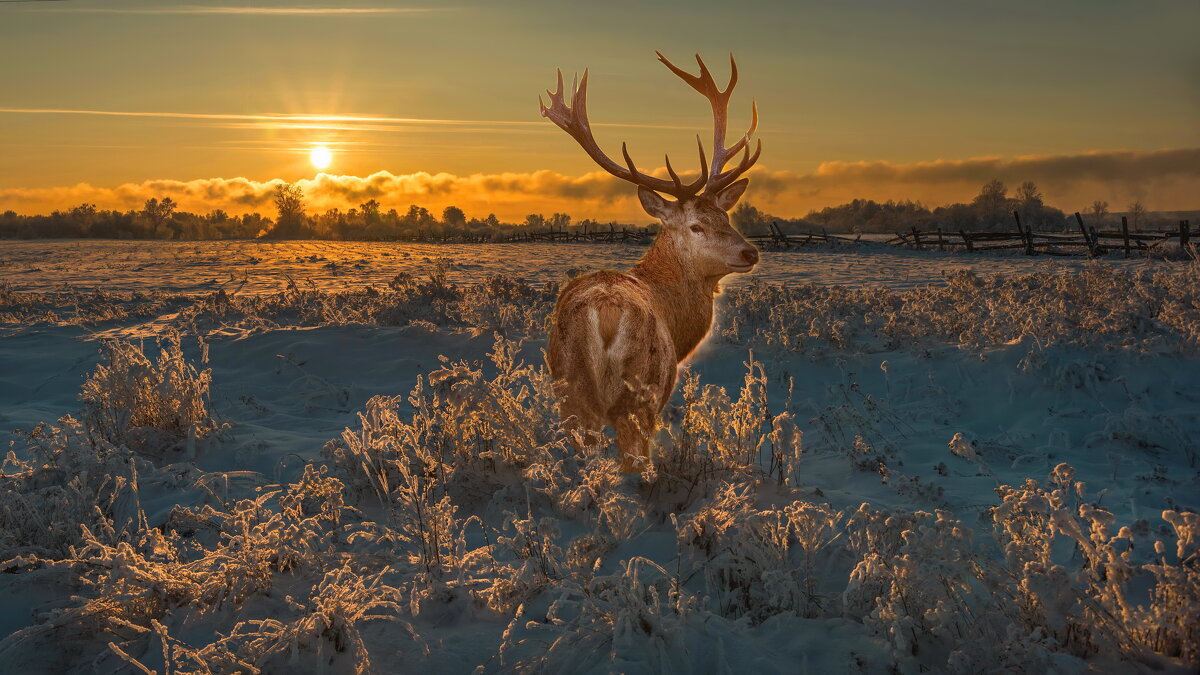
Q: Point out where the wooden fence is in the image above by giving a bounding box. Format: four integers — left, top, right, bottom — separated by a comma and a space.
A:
888, 212, 1192, 257
503, 223, 656, 244
745, 221, 862, 248
501, 222, 857, 246
384, 225, 655, 244
394, 212, 1191, 257
404, 221, 856, 247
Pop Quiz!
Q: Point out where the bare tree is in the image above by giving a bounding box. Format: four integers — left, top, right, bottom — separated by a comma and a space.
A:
358, 199, 381, 223
1016, 181, 1043, 208
141, 197, 177, 238
271, 183, 307, 238
971, 179, 1009, 229
549, 212, 572, 229
1090, 200, 1109, 225
441, 205, 466, 227
1127, 200, 1147, 231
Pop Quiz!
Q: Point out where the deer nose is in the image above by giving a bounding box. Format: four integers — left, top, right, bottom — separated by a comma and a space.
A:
741, 247, 759, 265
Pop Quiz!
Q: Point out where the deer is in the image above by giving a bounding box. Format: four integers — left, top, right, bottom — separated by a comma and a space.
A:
540, 52, 762, 473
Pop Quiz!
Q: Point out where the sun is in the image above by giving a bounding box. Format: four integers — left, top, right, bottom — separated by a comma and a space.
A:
310, 145, 332, 170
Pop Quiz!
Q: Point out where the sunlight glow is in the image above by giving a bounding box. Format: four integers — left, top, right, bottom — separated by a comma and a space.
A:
310, 145, 332, 170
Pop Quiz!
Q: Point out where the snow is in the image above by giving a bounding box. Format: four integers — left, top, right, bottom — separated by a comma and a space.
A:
0, 238, 1159, 294
0, 240, 1196, 673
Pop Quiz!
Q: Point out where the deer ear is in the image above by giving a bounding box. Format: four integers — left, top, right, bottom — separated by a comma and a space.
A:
638, 187, 676, 221
713, 178, 749, 211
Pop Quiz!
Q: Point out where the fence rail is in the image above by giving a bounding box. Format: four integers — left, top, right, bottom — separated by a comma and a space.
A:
743, 221, 862, 249
886, 212, 1192, 257
402, 221, 859, 247
503, 223, 657, 244
392, 213, 1191, 257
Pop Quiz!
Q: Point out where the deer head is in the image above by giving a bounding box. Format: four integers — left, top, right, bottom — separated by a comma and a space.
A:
540, 52, 761, 276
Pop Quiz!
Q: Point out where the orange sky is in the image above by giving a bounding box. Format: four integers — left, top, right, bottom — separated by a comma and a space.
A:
1, 1, 1197, 221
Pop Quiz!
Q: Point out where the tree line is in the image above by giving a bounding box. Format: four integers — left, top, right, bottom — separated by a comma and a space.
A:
734, 180, 1169, 235
0, 180, 1174, 241
0, 183, 624, 241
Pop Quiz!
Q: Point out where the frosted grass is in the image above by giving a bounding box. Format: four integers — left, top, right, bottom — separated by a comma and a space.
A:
0, 239, 1165, 295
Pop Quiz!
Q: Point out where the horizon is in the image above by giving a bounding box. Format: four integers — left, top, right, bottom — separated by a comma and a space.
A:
1, 0, 1198, 221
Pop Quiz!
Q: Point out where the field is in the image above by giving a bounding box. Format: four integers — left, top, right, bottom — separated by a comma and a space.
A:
1, 240, 1197, 674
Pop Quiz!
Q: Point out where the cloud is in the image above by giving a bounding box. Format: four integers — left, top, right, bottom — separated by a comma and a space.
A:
10, 4, 445, 15
743, 147, 1200, 215
0, 107, 690, 132
2, 148, 1196, 221
0, 171, 637, 220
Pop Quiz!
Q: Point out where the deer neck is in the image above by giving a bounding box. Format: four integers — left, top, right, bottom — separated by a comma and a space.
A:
632, 232, 722, 362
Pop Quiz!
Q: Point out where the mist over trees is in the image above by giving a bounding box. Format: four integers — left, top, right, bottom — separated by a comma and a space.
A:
800, 180, 1083, 234
0, 182, 630, 241
0, 179, 1188, 240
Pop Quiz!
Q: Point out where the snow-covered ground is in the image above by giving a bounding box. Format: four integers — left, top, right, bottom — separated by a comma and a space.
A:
0, 238, 1158, 294
0, 241, 1196, 673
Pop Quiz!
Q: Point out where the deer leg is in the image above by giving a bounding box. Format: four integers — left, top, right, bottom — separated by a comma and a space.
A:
612, 412, 652, 473
560, 403, 606, 452
609, 381, 661, 473
552, 378, 604, 449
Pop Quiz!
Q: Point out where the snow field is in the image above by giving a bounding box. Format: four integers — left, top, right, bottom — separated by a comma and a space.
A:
0, 250, 1197, 673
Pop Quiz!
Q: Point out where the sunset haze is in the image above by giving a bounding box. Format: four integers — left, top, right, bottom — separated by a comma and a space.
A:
1, 0, 1197, 220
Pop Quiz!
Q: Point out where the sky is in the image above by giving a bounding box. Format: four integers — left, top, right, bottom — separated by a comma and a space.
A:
0, 0, 1197, 221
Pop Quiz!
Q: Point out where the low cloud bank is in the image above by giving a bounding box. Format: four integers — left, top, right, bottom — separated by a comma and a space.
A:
2, 148, 1196, 220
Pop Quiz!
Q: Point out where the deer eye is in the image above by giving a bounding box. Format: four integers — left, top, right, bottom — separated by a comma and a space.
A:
689, 225, 704, 234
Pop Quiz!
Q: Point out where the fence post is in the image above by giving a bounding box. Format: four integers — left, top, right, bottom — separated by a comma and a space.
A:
959, 229, 973, 252
1121, 216, 1131, 257
911, 226, 923, 250
1180, 220, 1190, 250
936, 226, 945, 251
1074, 212, 1095, 256
1014, 210, 1033, 255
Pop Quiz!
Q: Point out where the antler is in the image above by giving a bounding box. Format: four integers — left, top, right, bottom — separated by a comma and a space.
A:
540, 69, 708, 200
656, 51, 761, 194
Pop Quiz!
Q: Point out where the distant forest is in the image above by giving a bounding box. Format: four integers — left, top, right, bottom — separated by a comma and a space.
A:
0, 179, 1188, 241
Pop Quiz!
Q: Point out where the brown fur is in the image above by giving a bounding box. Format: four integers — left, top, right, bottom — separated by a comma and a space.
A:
548, 186, 757, 472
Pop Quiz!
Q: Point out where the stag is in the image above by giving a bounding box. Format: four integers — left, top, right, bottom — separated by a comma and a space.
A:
541, 52, 761, 472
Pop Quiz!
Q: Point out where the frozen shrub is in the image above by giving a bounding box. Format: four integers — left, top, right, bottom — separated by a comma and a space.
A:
202, 564, 403, 674
990, 464, 1200, 667
677, 483, 845, 622
506, 557, 698, 673
842, 505, 1046, 671
387, 452, 467, 577
718, 265, 1200, 353
0, 415, 150, 557
0, 460, 401, 672
652, 354, 799, 506
0, 281, 179, 327
486, 512, 567, 612
1142, 511, 1200, 665
103, 566, 404, 675
325, 335, 568, 511
6, 264, 1196, 353
4, 262, 1197, 672
184, 270, 554, 337
79, 331, 219, 459
456, 274, 555, 337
